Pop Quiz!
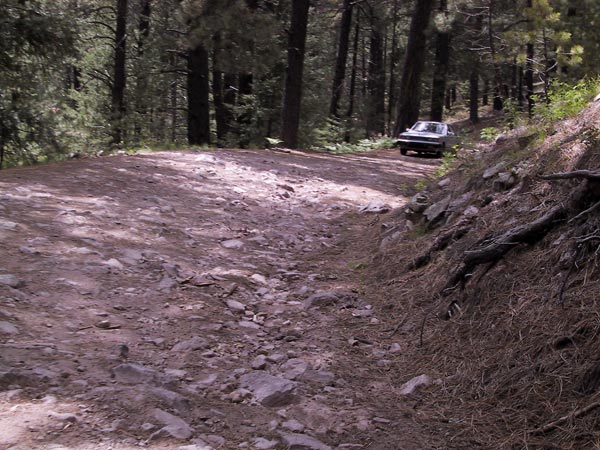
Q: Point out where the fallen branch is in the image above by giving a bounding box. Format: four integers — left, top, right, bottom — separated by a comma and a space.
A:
531, 399, 600, 435
539, 170, 600, 181
568, 199, 600, 224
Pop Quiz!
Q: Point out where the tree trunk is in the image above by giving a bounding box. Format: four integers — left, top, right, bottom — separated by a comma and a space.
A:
393, 0, 435, 136
430, 0, 450, 122
134, 0, 151, 141
110, 0, 128, 147
387, 0, 399, 133
281, 0, 310, 149
344, 10, 360, 142
469, 66, 479, 123
212, 33, 227, 146
329, 0, 353, 119
187, 44, 211, 146
488, 0, 503, 111
525, 0, 534, 116
366, 6, 385, 136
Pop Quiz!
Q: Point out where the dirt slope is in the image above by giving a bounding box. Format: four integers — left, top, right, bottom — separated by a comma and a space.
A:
0, 148, 440, 450
371, 101, 600, 449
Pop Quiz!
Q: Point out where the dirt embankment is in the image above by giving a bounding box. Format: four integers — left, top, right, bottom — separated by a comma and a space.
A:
371, 101, 600, 449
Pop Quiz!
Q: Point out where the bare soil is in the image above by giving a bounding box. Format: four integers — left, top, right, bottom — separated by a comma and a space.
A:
0, 148, 441, 450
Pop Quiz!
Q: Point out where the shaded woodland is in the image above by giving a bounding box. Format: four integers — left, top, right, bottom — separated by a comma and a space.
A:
0, 0, 597, 167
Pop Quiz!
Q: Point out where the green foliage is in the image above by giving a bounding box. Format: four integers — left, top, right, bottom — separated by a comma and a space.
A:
480, 127, 501, 142
534, 78, 599, 123
434, 152, 458, 178
0, 0, 78, 167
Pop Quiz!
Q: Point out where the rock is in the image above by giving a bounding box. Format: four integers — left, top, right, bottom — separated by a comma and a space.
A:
239, 320, 261, 329
239, 372, 298, 407
299, 370, 335, 386
152, 408, 194, 440
423, 195, 451, 223
251, 273, 268, 284
172, 337, 209, 353
227, 388, 253, 403
105, 258, 124, 270
221, 239, 244, 249
179, 444, 213, 450
0, 274, 24, 289
112, 363, 160, 384
226, 299, 246, 312
148, 387, 190, 411
399, 374, 431, 395
280, 359, 310, 380
359, 202, 391, 214
267, 353, 287, 364
408, 193, 429, 213
251, 355, 267, 370
0, 321, 18, 335
437, 178, 451, 188
483, 161, 508, 180
0, 220, 18, 230
493, 171, 517, 191
303, 291, 342, 309
389, 343, 402, 354
253, 437, 279, 449
282, 419, 305, 432
463, 205, 480, 218
49, 411, 78, 423
279, 432, 332, 450
158, 276, 178, 291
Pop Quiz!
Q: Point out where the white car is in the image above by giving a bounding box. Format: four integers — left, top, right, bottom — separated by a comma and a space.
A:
395, 121, 458, 157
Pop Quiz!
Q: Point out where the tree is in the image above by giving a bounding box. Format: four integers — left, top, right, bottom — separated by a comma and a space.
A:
110, 0, 128, 146
187, 44, 211, 145
394, 0, 435, 136
329, 0, 353, 119
366, 4, 386, 136
430, 0, 452, 122
281, 0, 310, 149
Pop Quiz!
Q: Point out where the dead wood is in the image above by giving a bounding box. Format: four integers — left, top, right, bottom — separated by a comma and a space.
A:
539, 170, 600, 181
531, 399, 600, 435
408, 225, 471, 271
442, 204, 567, 295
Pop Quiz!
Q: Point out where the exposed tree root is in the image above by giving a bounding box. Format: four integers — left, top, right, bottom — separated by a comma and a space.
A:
539, 170, 600, 181
408, 224, 471, 271
442, 204, 567, 295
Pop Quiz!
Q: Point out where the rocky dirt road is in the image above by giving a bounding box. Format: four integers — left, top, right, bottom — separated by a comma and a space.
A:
0, 148, 438, 450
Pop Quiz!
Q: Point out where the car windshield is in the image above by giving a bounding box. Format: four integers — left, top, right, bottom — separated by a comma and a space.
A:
411, 122, 445, 134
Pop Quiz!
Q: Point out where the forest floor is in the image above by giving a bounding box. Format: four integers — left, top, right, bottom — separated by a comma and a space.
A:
0, 148, 443, 450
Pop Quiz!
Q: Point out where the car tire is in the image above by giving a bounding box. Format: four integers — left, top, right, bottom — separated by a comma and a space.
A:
436, 144, 445, 158
400, 148, 407, 156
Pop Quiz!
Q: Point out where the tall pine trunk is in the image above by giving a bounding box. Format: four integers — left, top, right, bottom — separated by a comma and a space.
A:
430, 0, 450, 122
281, 0, 310, 149
329, 0, 353, 119
393, 0, 435, 136
111, 0, 128, 147
387, 0, 399, 133
344, 11, 360, 142
134, 0, 151, 141
366, 6, 385, 136
187, 44, 210, 145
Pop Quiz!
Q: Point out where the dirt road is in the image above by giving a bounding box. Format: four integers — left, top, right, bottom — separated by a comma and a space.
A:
0, 149, 438, 450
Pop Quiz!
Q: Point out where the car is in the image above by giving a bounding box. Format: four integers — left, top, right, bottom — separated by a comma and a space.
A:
395, 121, 458, 157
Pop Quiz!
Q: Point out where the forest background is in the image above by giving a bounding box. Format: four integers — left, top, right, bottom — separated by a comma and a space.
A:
0, 0, 597, 169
